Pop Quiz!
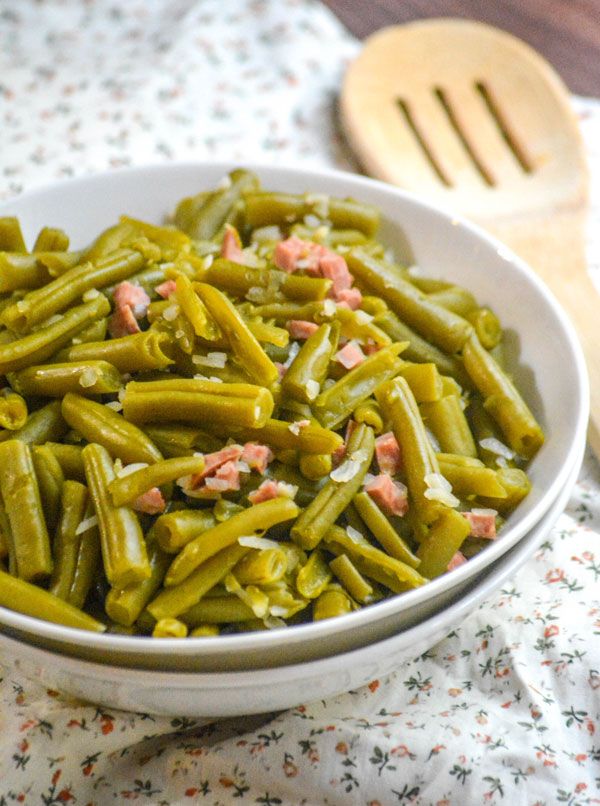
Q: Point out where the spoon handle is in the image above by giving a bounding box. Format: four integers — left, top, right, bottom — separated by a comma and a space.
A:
487, 209, 600, 460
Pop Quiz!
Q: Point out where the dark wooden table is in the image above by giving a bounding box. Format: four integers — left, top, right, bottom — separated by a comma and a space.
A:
323, 0, 600, 96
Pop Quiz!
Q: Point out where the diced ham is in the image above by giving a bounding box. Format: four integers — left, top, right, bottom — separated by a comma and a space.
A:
364, 473, 409, 517
190, 444, 244, 487
220, 224, 245, 264
319, 252, 352, 294
288, 320, 319, 340
447, 551, 467, 571
274, 361, 287, 379
363, 340, 381, 355
108, 304, 141, 338
241, 442, 274, 475
155, 279, 177, 299
335, 287, 363, 309
203, 460, 241, 492
335, 341, 365, 369
462, 509, 497, 539
248, 479, 280, 504
133, 487, 166, 515
273, 236, 323, 273
375, 432, 403, 476
113, 281, 150, 319
331, 443, 346, 467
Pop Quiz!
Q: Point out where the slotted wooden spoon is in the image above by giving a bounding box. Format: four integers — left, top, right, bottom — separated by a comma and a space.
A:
341, 18, 599, 458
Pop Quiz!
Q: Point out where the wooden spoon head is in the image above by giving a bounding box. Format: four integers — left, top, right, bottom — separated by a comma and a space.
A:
341, 19, 588, 222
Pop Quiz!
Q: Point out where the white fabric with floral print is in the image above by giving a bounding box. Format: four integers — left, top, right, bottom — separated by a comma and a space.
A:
1, 1, 599, 803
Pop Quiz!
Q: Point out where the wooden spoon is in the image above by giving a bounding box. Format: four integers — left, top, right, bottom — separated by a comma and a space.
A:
341, 18, 599, 459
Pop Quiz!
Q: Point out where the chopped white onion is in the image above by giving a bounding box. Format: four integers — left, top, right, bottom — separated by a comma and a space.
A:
116, 462, 148, 478
75, 515, 98, 535
479, 437, 515, 460
238, 535, 280, 550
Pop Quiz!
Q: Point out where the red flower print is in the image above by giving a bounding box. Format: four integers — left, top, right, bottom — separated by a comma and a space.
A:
185, 788, 198, 797
544, 625, 559, 638
57, 790, 74, 803
368, 679, 380, 692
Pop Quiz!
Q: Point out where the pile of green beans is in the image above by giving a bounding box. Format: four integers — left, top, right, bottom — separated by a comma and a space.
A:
0, 170, 544, 638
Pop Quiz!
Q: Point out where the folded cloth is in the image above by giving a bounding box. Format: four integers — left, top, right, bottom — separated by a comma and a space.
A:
1, 1, 599, 802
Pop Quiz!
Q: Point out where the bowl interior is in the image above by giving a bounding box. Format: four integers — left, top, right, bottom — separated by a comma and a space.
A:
0, 162, 589, 668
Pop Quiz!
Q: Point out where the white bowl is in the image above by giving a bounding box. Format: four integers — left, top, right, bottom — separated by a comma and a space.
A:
0, 162, 589, 671
0, 439, 583, 717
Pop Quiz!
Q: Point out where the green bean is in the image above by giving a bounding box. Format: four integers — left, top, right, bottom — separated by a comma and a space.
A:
67, 499, 101, 609
33, 227, 70, 252
420, 395, 477, 457
352, 399, 383, 433
64, 330, 174, 373
181, 169, 260, 240
31, 444, 65, 535
108, 456, 206, 508
194, 282, 279, 386
427, 286, 477, 316
69, 316, 108, 345
437, 454, 508, 498
175, 275, 221, 340
122, 378, 274, 430
118, 215, 191, 255
476, 467, 531, 513
329, 553, 374, 604
219, 418, 343, 456
143, 424, 222, 458
244, 192, 380, 236
0, 440, 52, 581
376, 377, 443, 526
333, 307, 392, 347
62, 393, 162, 465
0, 567, 105, 632
296, 549, 332, 599
82, 442, 150, 589
0, 218, 27, 252
44, 443, 85, 482
233, 547, 287, 586
299, 452, 332, 480
0, 400, 67, 446
374, 309, 470, 385
399, 362, 443, 403
347, 250, 473, 353
105, 539, 171, 627
246, 319, 289, 347
0, 389, 28, 430
416, 509, 471, 578
0, 294, 111, 374
465, 307, 502, 350
206, 258, 332, 302
180, 595, 255, 625
9, 360, 122, 398
153, 617, 188, 638
313, 586, 353, 620
154, 509, 217, 553
249, 300, 324, 324
313, 343, 406, 430
1, 248, 144, 334
0, 253, 52, 292
147, 542, 251, 621
166, 497, 300, 586
291, 423, 375, 550
282, 322, 339, 404
323, 525, 427, 591
462, 333, 544, 459
49, 480, 89, 601
353, 491, 420, 567
35, 250, 84, 278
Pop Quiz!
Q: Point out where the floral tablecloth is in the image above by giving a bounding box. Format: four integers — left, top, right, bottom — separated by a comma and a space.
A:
1, 1, 599, 803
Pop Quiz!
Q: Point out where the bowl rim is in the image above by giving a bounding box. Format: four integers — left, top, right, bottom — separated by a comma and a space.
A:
0, 160, 590, 656
0, 436, 583, 685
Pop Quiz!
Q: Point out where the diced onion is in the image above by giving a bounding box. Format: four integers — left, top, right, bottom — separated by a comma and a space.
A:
75, 515, 98, 535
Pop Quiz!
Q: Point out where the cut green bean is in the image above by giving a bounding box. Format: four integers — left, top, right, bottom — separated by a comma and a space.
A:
82, 442, 150, 589
0, 567, 105, 632
9, 361, 122, 398
108, 455, 206, 508
62, 393, 162, 465
291, 423, 375, 550
0, 440, 53, 581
